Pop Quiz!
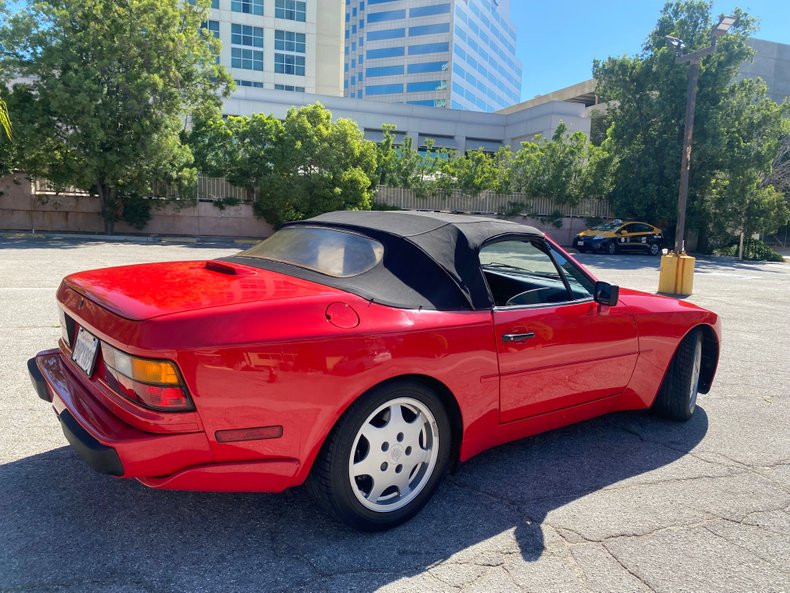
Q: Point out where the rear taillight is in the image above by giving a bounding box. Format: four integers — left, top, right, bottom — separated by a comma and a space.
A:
101, 343, 193, 411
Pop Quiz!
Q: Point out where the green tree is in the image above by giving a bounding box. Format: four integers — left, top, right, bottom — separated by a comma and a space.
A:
0, 98, 10, 141
191, 103, 377, 228
510, 122, 611, 205
593, 1, 787, 249
443, 148, 496, 197
0, 0, 231, 233
255, 104, 377, 227
0, 95, 12, 175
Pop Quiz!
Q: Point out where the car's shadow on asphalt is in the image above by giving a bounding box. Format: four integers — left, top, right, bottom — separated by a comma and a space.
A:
1, 408, 708, 592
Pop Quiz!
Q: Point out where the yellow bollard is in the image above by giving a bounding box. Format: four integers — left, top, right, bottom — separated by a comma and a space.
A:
658, 252, 695, 296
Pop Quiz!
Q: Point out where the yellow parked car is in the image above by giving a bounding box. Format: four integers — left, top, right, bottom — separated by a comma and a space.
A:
573, 220, 664, 256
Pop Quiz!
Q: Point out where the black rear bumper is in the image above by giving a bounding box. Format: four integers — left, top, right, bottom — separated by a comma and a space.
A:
28, 357, 52, 402
29, 355, 124, 476
58, 409, 124, 476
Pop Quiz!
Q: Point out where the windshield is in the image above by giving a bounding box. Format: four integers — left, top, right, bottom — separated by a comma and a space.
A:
239, 226, 384, 278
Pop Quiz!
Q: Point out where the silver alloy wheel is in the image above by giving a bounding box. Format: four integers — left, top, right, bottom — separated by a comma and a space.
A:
688, 337, 703, 414
348, 397, 440, 512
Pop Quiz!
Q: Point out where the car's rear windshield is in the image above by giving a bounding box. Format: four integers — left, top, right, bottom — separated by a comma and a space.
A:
239, 226, 384, 278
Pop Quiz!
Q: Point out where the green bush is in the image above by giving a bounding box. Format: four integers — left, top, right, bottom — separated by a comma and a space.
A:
713, 238, 784, 262
121, 195, 152, 230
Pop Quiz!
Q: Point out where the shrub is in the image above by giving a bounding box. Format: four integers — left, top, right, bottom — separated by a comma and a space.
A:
713, 238, 784, 262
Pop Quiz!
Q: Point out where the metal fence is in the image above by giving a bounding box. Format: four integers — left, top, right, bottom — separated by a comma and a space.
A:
373, 186, 614, 218
31, 176, 614, 219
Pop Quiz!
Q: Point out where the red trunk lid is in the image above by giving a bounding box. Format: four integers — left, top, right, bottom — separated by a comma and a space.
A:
64, 260, 342, 321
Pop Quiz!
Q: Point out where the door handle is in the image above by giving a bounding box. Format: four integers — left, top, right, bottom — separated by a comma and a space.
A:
502, 332, 535, 343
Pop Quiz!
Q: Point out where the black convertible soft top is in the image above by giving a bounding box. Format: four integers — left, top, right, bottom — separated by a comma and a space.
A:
225, 210, 543, 310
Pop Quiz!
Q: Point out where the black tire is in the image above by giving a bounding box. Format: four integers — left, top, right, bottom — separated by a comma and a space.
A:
649, 243, 660, 256
306, 380, 452, 531
606, 241, 618, 255
576, 247, 587, 254
652, 329, 703, 421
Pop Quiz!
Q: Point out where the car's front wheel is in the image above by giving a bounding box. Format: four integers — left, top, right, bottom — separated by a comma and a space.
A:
651, 329, 703, 421
307, 381, 451, 531
649, 243, 661, 256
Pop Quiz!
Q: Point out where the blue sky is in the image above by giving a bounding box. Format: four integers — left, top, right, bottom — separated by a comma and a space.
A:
511, 0, 790, 100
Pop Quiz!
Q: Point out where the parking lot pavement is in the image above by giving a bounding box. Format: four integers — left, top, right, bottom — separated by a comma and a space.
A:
1, 238, 788, 593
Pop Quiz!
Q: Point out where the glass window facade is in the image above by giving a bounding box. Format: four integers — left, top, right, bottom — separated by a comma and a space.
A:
275, 53, 305, 75
366, 83, 403, 95
407, 80, 443, 92
345, 0, 521, 112
275, 30, 306, 53
367, 46, 404, 59
231, 0, 263, 16
232, 24, 263, 48
203, 20, 220, 38
235, 79, 264, 88
275, 0, 306, 22
409, 3, 450, 18
407, 61, 447, 74
409, 23, 450, 36
367, 9, 405, 23
232, 47, 263, 71
408, 42, 449, 55
366, 28, 405, 41
366, 65, 404, 77
275, 84, 306, 92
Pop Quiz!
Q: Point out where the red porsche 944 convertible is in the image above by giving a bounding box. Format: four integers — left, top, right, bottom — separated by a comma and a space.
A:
29, 211, 721, 530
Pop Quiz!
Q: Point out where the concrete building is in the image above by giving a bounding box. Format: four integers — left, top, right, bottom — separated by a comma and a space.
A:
223, 86, 589, 152
343, 0, 522, 112
206, 0, 345, 96
740, 39, 790, 104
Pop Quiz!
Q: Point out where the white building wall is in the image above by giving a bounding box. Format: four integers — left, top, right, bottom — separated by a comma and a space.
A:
223, 88, 590, 151
209, 0, 344, 96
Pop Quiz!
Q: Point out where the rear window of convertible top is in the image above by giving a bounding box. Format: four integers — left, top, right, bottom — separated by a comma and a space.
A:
239, 226, 385, 278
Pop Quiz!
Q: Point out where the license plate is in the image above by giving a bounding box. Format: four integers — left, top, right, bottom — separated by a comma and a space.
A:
578, 240, 585, 245
72, 327, 99, 376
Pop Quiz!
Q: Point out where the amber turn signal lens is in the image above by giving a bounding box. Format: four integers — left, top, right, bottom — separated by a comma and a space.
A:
131, 358, 181, 385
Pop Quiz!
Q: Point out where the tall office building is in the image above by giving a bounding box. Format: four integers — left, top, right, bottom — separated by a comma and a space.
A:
344, 0, 522, 112
206, 0, 345, 96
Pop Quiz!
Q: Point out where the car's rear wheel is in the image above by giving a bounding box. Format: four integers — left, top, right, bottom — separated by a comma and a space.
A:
649, 243, 661, 256
307, 381, 451, 531
652, 329, 703, 421
606, 241, 618, 255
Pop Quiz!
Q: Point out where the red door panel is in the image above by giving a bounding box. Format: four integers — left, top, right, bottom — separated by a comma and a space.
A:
496, 300, 639, 423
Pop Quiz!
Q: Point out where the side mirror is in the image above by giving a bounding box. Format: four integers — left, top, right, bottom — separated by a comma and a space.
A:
594, 281, 620, 306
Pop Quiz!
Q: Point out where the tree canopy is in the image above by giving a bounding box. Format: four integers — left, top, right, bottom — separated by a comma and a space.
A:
0, 0, 231, 232
593, 0, 789, 248
190, 103, 378, 228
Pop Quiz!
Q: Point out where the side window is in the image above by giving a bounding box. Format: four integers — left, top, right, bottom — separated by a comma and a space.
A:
634, 223, 653, 233
480, 239, 593, 307
547, 245, 596, 300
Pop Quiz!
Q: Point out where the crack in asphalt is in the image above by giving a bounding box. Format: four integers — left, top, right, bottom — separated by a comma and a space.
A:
701, 524, 790, 576
600, 544, 657, 593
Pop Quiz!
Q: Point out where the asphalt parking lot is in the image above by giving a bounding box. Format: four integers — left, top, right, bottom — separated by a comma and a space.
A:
1, 236, 788, 593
